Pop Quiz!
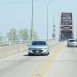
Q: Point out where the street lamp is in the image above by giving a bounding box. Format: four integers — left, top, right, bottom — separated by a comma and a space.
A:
47, 0, 56, 40
76, 18, 77, 41
31, 0, 33, 41
52, 12, 57, 39
31, 0, 56, 41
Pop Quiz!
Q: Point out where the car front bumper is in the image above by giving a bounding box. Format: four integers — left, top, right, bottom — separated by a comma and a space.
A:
28, 49, 48, 55
68, 44, 77, 47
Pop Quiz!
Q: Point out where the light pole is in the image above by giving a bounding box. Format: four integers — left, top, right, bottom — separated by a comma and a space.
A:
47, 5, 48, 41
76, 18, 77, 41
52, 12, 57, 39
47, 0, 56, 41
31, 0, 33, 41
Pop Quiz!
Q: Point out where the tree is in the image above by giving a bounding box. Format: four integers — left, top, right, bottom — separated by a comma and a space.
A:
0, 33, 3, 41
29, 30, 39, 40
6, 28, 18, 41
19, 28, 29, 40
0, 36, 3, 41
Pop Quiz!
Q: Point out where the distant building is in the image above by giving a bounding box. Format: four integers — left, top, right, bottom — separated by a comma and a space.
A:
59, 12, 74, 41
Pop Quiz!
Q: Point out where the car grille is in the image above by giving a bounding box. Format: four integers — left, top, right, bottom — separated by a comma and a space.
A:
32, 48, 43, 50
32, 50, 43, 53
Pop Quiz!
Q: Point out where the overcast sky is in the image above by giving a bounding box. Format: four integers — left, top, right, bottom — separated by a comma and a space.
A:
0, 0, 77, 40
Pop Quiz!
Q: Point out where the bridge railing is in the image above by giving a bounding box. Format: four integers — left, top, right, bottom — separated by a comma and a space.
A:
0, 40, 31, 46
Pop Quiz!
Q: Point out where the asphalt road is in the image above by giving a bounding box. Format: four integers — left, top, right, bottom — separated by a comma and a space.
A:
0, 41, 77, 77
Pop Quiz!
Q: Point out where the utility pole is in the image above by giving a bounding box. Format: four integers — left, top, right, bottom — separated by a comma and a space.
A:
52, 13, 55, 39
31, 0, 33, 41
47, 0, 56, 41
47, 5, 48, 41
76, 21, 77, 42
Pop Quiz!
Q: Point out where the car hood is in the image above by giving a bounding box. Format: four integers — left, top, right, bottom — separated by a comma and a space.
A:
29, 45, 48, 49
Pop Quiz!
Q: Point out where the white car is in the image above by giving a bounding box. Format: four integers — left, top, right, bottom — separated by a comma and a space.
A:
28, 41, 50, 56
67, 39, 77, 47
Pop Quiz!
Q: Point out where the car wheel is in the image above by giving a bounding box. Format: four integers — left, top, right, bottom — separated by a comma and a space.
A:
28, 53, 32, 56
45, 52, 49, 56
67, 45, 69, 47
47, 52, 49, 55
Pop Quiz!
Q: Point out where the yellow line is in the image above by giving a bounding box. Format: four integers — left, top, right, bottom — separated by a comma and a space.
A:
33, 42, 65, 77
33, 54, 54, 77
40, 42, 65, 77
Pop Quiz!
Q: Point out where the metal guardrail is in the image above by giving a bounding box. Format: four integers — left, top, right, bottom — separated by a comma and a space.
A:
0, 40, 31, 46
0, 40, 56, 46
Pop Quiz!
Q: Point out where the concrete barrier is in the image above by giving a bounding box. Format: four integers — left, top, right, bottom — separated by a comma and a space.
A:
0, 44, 28, 59
0, 40, 59, 59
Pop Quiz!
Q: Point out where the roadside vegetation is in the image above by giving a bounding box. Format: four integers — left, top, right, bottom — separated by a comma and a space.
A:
0, 28, 39, 41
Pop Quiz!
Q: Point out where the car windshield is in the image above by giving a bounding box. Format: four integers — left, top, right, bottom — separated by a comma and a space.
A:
69, 40, 76, 42
32, 41, 46, 45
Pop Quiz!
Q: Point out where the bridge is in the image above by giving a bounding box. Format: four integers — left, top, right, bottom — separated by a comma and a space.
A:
0, 40, 77, 77
0, 0, 77, 76
59, 13, 74, 41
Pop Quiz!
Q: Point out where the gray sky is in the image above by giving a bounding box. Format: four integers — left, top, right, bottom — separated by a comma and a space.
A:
0, 0, 77, 40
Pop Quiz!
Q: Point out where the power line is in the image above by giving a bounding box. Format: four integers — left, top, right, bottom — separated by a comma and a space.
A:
0, 0, 50, 5
0, 1, 30, 5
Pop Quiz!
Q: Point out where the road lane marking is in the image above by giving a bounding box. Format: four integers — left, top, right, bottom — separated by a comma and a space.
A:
40, 42, 65, 77
33, 55, 54, 77
33, 42, 65, 77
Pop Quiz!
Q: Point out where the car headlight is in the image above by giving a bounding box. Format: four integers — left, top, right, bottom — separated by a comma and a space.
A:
28, 48, 33, 53
44, 48, 47, 50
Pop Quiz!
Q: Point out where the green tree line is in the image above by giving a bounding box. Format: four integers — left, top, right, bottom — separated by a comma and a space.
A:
0, 28, 39, 41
